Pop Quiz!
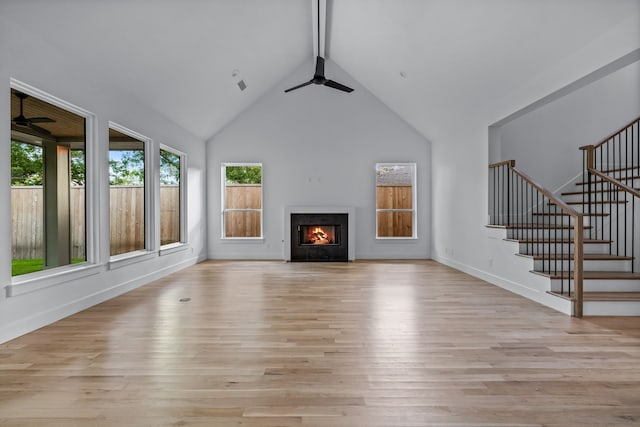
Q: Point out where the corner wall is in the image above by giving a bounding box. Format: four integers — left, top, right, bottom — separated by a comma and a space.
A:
431, 14, 640, 305
207, 59, 431, 260
498, 60, 640, 191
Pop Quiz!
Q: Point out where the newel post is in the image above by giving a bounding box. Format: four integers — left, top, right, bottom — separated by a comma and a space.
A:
584, 145, 595, 170
573, 214, 584, 318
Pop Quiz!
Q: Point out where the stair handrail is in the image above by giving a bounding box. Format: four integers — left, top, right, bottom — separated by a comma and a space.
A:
580, 144, 640, 199
580, 115, 640, 150
582, 160, 640, 199
489, 160, 584, 317
578, 117, 638, 277
579, 115, 639, 196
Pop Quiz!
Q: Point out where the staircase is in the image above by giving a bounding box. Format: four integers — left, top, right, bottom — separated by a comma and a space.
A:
488, 117, 640, 316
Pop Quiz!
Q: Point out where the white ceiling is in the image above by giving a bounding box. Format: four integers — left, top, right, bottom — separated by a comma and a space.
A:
3, 0, 639, 142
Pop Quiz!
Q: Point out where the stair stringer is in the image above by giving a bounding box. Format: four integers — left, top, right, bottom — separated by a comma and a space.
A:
486, 226, 572, 315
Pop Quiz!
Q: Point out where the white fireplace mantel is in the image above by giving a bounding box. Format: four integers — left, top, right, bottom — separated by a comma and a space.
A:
283, 206, 356, 261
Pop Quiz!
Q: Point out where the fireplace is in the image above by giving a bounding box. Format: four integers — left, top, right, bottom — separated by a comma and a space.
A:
291, 213, 348, 262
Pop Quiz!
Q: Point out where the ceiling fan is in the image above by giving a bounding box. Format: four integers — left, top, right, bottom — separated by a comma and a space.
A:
12, 91, 56, 135
284, 1, 353, 94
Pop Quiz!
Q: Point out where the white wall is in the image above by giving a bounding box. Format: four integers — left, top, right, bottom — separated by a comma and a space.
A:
498, 60, 640, 191
431, 15, 640, 298
0, 15, 207, 343
207, 59, 431, 260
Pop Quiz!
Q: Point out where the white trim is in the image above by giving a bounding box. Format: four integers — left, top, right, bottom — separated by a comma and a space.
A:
375, 162, 417, 239
159, 242, 190, 256
7, 263, 103, 297
432, 253, 572, 316
1, 256, 199, 344
160, 145, 187, 247
107, 122, 155, 256
221, 162, 263, 239
108, 250, 157, 270
9, 78, 98, 287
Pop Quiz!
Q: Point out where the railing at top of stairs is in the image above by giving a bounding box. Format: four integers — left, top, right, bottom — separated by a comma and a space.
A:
489, 160, 584, 317
579, 116, 640, 273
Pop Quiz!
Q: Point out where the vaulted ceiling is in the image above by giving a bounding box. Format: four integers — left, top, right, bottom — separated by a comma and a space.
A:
3, 0, 639, 142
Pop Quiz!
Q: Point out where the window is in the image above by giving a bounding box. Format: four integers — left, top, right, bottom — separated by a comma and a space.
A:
10, 85, 88, 276
160, 147, 185, 246
376, 163, 416, 238
222, 163, 263, 239
109, 125, 149, 256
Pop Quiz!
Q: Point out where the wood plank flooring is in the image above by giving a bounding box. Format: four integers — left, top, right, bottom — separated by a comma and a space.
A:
1, 260, 640, 426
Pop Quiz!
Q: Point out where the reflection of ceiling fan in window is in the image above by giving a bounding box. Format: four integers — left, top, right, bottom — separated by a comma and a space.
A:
12, 91, 56, 135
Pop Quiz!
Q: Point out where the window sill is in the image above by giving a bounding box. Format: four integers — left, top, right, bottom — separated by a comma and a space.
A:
376, 236, 419, 240
220, 237, 265, 243
160, 242, 190, 256
108, 250, 157, 270
7, 262, 103, 297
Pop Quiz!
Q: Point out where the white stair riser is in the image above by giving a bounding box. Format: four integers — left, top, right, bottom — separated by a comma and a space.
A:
516, 243, 610, 254
571, 205, 629, 216
507, 229, 582, 239
550, 279, 640, 292
534, 259, 633, 272
530, 215, 600, 226
491, 165, 639, 316
549, 204, 626, 216
576, 176, 640, 189
562, 192, 631, 203
583, 301, 640, 316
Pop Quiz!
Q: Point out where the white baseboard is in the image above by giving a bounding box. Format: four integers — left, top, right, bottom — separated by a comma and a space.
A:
207, 252, 283, 260
0, 256, 200, 344
432, 254, 572, 315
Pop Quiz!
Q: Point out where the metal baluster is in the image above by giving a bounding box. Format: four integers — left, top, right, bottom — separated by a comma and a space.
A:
509, 167, 512, 228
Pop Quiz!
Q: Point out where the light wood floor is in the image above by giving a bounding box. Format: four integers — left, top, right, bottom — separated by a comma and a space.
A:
1, 260, 640, 426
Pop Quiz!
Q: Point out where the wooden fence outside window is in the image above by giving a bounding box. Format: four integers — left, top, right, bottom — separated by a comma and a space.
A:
12, 185, 412, 258
11, 186, 179, 259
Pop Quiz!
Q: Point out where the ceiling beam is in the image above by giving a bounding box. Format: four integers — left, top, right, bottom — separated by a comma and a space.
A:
312, 0, 326, 58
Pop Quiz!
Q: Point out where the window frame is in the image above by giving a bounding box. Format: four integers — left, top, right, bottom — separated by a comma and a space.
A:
221, 162, 263, 240
375, 162, 417, 240
159, 144, 187, 252
107, 122, 154, 261
8, 78, 99, 296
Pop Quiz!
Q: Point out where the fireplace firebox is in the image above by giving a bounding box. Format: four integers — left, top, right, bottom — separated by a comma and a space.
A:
291, 213, 348, 262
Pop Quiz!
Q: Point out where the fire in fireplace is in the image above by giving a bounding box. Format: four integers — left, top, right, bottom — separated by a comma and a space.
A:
300, 225, 338, 245
291, 213, 348, 261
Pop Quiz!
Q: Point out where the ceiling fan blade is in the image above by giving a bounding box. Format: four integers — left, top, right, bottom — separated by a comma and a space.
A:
314, 56, 325, 78
324, 80, 354, 93
28, 123, 52, 135
284, 80, 313, 93
29, 117, 56, 123
12, 116, 29, 126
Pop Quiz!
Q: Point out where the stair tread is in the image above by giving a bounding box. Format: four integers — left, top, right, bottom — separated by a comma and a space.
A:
600, 165, 640, 174
561, 188, 640, 196
560, 187, 640, 196
549, 291, 640, 302
504, 238, 611, 244
517, 253, 632, 261
577, 175, 640, 185
532, 211, 609, 216
534, 271, 640, 280
501, 224, 592, 230
554, 200, 628, 205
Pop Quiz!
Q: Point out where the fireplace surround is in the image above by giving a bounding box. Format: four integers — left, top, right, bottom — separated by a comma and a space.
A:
290, 213, 348, 262
283, 206, 355, 261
